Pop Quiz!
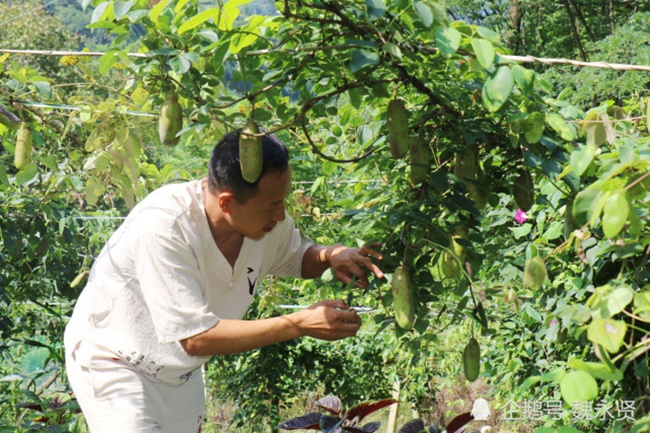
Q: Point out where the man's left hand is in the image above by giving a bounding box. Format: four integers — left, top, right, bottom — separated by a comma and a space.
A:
326, 243, 384, 288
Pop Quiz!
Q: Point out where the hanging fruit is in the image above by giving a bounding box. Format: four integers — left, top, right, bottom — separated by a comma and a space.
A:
512, 169, 535, 211
463, 337, 481, 382
158, 89, 183, 147
409, 137, 430, 184
387, 98, 409, 159
240, 117, 263, 183
14, 122, 33, 170
391, 265, 416, 330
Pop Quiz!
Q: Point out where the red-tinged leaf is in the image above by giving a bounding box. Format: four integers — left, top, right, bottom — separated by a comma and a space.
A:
397, 419, 426, 433
345, 421, 382, 433
16, 402, 43, 412
345, 399, 398, 423
445, 412, 474, 433
277, 412, 322, 430
315, 395, 343, 416
320, 415, 344, 433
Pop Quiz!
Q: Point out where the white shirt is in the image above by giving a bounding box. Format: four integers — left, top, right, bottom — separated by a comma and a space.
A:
64, 180, 312, 385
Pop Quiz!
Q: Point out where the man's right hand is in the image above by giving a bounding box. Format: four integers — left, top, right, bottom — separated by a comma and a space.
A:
295, 299, 362, 341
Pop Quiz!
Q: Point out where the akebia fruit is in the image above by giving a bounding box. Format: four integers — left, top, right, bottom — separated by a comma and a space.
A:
512, 169, 535, 211
523, 256, 547, 291
387, 98, 409, 159
240, 118, 263, 183
391, 265, 415, 330
14, 122, 33, 170
463, 337, 481, 382
0, 105, 20, 130
409, 138, 430, 184
158, 89, 183, 147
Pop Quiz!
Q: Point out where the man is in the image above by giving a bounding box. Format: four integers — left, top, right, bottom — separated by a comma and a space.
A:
64, 131, 384, 432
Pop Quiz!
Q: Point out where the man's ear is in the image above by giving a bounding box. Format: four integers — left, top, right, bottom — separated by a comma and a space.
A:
218, 192, 235, 213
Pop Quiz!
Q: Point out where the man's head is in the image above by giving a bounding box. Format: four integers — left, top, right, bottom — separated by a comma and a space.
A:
207, 131, 290, 203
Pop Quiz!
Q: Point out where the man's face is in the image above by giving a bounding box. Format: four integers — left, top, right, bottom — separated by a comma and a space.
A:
228, 169, 292, 240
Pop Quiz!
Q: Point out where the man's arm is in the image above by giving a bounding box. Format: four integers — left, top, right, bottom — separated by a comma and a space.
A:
180, 299, 360, 357
301, 243, 384, 287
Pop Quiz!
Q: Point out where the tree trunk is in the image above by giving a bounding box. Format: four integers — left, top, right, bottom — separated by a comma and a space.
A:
507, 0, 523, 49
561, 0, 587, 61
570, 0, 596, 41
609, 0, 616, 34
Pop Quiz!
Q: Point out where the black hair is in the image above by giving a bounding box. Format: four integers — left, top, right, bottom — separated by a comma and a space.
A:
207, 131, 290, 203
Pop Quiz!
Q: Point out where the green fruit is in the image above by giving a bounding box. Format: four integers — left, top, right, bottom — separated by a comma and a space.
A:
441, 251, 460, 278
409, 138, 430, 184
387, 98, 409, 159
512, 169, 535, 211
0, 105, 20, 130
523, 256, 547, 291
70, 271, 89, 288
563, 200, 579, 240
14, 122, 33, 170
391, 265, 415, 330
453, 148, 478, 180
240, 117, 263, 183
158, 90, 183, 146
463, 337, 481, 382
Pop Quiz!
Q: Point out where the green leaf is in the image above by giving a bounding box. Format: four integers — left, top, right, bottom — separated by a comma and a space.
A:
382, 42, 402, 59
365, 0, 386, 20
85, 176, 105, 206
435, 27, 461, 56
470, 38, 494, 69
482, 66, 514, 112
547, 113, 574, 141
230, 31, 259, 54
91, 1, 111, 23
350, 49, 379, 73
174, 0, 190, 13
572, 187, 600, 226
511, 64, 535, 95
521, 111, 544, 143
113, 1, 135, 20
414, 1, 433, 27
98, 51, 119, 75
587, 284, 635, 319
587, 318, 627, 353
150, 0, 172, 22
0, 163, 9, 186
178, 8, 221, 34
570, 144, 596, 177
31, 81, 52, 99
169, 55, 191, 74
634, 290, 650, 320
540, 367, 566, 383
602, 189, 629, 238
15, 162, 38, 185
582, 110, 607, 146
568, 358, 623, 381
560, 370, 598, 404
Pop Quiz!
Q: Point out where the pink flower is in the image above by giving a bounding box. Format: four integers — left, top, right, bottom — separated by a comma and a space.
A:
514, 209, 528, 224
549, 319, 559, 327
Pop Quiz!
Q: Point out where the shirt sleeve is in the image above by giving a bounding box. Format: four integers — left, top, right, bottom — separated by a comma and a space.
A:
132, 219, 220, 344
266, 213, 314, 278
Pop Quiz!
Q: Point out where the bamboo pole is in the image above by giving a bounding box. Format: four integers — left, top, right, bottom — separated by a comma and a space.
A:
0, 49, 150, 58
2, 48, 650, 72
